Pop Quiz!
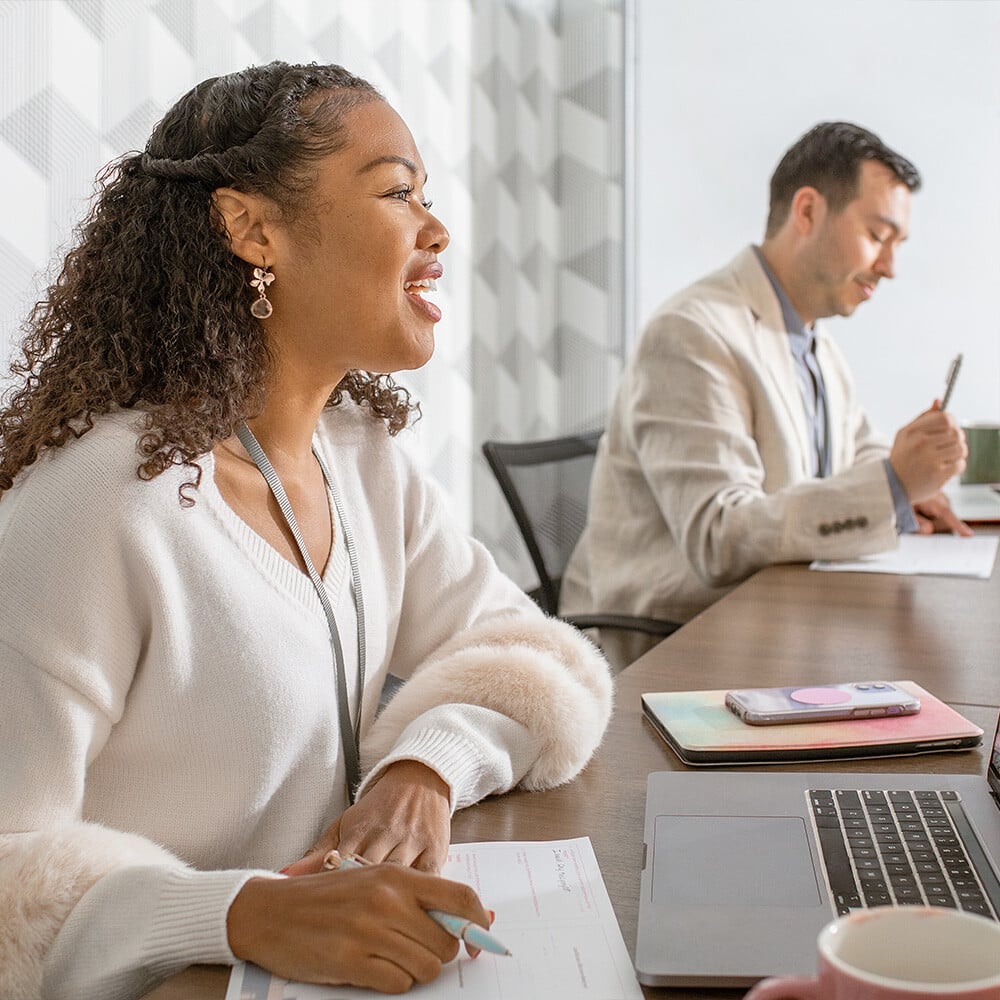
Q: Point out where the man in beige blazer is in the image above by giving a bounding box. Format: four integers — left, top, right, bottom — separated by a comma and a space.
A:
560, 122, 968, 670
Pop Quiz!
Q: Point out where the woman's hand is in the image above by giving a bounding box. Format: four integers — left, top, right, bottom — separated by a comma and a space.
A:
283, 760, 452, 876
227, 863, 490, 993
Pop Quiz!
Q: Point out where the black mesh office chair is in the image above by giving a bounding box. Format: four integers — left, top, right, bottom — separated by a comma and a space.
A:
481, 432, 681, 641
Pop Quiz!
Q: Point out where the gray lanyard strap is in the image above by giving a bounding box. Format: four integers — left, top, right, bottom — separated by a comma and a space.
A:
236, 422, 366, 801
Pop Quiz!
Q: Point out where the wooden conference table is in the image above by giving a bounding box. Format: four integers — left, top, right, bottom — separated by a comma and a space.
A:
146, 549, 1000, 1000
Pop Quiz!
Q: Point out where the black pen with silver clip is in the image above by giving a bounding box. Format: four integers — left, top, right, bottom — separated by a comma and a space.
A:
941, 353, 962, 410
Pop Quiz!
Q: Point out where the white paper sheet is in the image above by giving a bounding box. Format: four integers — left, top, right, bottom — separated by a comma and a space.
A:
810, 533, 999, 578
224, 837, 642, 1000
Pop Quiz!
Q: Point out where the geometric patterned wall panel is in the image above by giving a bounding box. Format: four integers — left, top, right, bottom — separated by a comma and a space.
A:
1, 0, 477, 527
471, 0, 626, 584
1, 0, 625, 589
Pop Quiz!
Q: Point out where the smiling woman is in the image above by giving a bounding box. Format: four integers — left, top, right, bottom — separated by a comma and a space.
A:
0, 61, 612, 999
222, 97, 452, 386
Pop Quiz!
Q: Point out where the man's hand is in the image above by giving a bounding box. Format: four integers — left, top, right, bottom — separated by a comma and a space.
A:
913, 492, 974, 536
889, 402, 967, 503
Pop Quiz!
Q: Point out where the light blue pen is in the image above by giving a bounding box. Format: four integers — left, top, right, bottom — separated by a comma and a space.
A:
322, 850, 512, 957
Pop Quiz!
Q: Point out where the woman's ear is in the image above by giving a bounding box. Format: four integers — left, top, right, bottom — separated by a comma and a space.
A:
212, 188, 274, 266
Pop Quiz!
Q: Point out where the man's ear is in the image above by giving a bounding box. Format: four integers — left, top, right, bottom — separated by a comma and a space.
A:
788, 186, 827, 237
212, 188, 274, 266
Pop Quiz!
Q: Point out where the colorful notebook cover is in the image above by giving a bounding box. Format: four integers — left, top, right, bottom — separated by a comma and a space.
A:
641, 680, 983, 766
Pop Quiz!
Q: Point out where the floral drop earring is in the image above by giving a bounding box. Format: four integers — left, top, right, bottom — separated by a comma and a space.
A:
250, 261, 275, 319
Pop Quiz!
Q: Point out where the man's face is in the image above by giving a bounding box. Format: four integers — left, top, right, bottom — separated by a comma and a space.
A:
799, 159, 911, 323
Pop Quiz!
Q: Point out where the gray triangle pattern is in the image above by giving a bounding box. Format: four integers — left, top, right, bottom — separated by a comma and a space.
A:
99, 0, 145, 37
309, 18, 343, 61
519, 241, 545, 291
0, 235, 42, 351
497, 152, 525, 201
475, 55, 501, 107
519, 66, 542, 108
1, 0, 626, 585
374, 32, 404, 92
237, 1, 274, 60
68, 0, 104, 40
102, 99, 161, 155
476, 240, 517, 298
153, 0, 197, 56
499, 338, 520, 381
538, 157, 559, 201
565, 66, 615, 120
566, 237, 618, 292
0, 88, 53, 176
429, 46, 452, 94
47, 91, 102, 206
469, 1, 626, 578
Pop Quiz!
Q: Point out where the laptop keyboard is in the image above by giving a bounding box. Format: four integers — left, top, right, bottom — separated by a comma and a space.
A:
809, 788, 997, 918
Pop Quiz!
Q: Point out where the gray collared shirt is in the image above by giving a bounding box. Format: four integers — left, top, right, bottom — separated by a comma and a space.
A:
753, 247, 830, 477
752, 247, 916, 532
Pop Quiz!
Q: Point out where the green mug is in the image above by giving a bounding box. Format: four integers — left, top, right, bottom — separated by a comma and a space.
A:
961, 423, 1000, 484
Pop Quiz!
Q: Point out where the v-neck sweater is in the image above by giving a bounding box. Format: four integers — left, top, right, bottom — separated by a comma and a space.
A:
0, 402, 612, 999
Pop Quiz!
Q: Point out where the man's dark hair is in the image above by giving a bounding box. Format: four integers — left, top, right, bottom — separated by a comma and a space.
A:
765, 121, 921, 237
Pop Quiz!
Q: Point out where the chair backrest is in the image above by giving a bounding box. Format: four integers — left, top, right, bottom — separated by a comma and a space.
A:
481, 431, 602, 615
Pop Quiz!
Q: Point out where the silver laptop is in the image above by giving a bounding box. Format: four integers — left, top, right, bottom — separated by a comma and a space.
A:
946, 483, 1000, 523
636, 709, 1000, 987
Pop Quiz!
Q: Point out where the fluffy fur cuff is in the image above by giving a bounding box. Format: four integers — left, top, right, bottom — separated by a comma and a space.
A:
363, 615, 613, 789
0, 822, 182, 1000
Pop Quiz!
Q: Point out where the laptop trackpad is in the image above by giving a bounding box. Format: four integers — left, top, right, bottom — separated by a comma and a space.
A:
652, 815, 820, 906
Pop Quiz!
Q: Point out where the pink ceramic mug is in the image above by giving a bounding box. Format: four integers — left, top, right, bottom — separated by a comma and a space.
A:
744, 907, 1000, 999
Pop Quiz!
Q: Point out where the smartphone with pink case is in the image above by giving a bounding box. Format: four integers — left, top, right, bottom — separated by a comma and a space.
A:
725, 681, 920, 726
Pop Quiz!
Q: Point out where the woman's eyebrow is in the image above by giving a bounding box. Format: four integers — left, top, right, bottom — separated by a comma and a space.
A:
356, 154, 425, 181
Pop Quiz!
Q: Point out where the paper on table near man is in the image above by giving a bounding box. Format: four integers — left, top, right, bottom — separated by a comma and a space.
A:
224, 837, 642, 1000
810, 533, 998, 579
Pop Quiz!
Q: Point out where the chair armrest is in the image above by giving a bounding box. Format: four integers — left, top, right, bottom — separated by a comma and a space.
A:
561, 613, 681, 638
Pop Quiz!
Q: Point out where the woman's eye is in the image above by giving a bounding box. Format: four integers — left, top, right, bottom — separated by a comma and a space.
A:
385, 187, 431, 210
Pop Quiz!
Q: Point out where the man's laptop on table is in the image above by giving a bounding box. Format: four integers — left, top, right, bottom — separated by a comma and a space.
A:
945, 482, 1000, 524
636, 710, 1000, 987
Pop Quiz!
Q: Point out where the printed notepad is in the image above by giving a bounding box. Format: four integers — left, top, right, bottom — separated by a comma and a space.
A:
641, 680, 983, 766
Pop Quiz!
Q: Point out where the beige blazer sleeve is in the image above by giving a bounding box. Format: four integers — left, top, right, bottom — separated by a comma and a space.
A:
627, 307, 898, 585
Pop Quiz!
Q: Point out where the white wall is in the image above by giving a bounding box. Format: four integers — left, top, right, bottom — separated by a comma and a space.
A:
634, 0, 1000, 436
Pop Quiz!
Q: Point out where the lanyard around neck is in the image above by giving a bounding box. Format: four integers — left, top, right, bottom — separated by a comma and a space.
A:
236, 422, 366, 802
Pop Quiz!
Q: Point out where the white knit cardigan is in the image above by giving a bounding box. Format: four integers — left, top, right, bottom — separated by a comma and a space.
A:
0, 404, 612, 999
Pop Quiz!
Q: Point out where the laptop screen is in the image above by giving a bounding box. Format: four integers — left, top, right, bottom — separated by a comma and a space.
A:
988, 709, 1000, 797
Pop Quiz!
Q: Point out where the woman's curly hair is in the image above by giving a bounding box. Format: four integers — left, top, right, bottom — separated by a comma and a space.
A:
0, 61, 418, 503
